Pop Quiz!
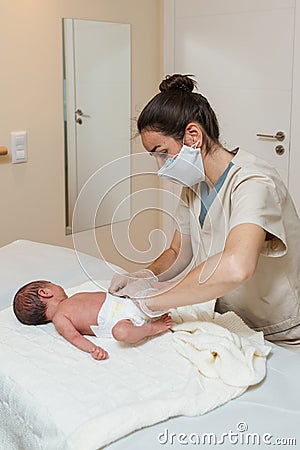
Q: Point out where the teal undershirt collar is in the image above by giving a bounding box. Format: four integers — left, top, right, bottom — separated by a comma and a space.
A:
199, 162, 233, 228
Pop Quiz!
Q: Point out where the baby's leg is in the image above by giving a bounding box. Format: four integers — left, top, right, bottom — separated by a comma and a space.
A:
112, 314, 172, 344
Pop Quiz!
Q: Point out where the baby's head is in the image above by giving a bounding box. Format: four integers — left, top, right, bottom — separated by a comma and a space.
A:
13, 280, 66, 325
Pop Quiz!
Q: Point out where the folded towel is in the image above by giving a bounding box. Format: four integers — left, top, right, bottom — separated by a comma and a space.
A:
172, 311, 271, 388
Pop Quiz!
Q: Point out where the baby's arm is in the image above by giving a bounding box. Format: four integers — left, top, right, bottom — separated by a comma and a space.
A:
53, 314, 108, 360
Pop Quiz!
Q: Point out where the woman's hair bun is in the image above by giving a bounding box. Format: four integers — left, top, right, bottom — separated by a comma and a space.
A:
159, 74, 197, 93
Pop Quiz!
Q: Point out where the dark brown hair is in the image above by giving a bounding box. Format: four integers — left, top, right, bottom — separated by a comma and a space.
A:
137, 74, 220, 152
13, 280, 50, 325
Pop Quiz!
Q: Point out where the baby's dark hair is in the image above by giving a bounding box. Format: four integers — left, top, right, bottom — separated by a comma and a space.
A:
13, 280, 50, 325
137, 74, 220, 152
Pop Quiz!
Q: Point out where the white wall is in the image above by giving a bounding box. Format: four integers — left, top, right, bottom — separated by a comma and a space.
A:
0, 0, 163, 271
163, 0, 300, 219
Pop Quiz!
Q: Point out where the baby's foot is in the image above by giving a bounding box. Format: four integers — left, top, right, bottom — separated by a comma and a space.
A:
149, 314, 172, 336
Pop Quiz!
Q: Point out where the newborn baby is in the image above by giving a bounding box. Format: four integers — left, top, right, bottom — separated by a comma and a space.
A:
13, 280, 172, 360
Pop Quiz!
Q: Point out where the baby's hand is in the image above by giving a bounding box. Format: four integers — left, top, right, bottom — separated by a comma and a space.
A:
90, 346, 109, 360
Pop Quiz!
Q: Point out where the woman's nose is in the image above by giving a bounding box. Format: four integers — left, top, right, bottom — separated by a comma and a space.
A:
152, 154, 167, 170
156, 158, 165, 170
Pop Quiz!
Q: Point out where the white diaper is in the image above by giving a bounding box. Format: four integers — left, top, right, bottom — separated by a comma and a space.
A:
90, 292, 148, 338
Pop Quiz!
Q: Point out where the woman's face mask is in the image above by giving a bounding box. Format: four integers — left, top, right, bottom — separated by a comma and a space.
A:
157, 142, 205, 186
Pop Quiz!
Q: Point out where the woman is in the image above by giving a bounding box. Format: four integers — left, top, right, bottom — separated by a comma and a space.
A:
109, 74, 300, 352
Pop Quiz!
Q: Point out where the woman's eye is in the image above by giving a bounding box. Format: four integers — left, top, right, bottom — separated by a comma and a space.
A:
150, 151, 168, 160
159, 152, 168, 159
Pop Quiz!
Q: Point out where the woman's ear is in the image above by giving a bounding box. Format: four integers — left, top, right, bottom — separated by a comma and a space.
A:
184, 122, 203, 147
38, 288, 53, 299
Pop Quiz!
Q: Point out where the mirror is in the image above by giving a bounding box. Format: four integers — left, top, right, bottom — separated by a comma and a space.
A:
63, 18, 131, 234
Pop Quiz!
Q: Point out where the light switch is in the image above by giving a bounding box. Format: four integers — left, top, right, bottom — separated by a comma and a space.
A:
11, 131, 27, 163
16, 149, 25, 160
16, 135, 25, 146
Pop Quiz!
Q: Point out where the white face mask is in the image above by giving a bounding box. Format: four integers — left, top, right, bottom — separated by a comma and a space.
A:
157, 143, 205, 186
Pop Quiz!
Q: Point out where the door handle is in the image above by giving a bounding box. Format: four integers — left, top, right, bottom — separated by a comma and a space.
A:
275, 145, 285, 156
75, 108, 91, 118
256, 131, 285, 141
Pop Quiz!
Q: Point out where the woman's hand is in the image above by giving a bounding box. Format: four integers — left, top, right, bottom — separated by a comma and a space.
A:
131, 289, 169, 318
108, 269, 158, 296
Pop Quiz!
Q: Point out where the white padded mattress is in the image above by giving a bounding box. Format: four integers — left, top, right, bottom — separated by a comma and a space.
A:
0, 240, 299, 450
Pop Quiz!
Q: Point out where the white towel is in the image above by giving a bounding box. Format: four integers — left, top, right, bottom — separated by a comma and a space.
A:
172, 310, 271, 387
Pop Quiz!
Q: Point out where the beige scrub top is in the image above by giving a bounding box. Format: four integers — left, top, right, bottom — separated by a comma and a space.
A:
175, 149, 300, 348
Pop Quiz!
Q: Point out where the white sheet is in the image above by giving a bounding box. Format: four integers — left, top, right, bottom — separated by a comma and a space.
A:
0, 239, 121, 311
0, 240, 299, 450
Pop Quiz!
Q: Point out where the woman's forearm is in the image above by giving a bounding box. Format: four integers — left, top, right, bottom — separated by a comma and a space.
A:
146, 251, 248, 310
147, 231, 193, 281
146, 223, 265, 311
147, 247, 183, 281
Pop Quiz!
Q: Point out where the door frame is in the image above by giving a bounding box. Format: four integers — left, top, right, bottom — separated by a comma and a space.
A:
160, 0, 177, 244
63, 19, 77, 235
289, 0, 300, 213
